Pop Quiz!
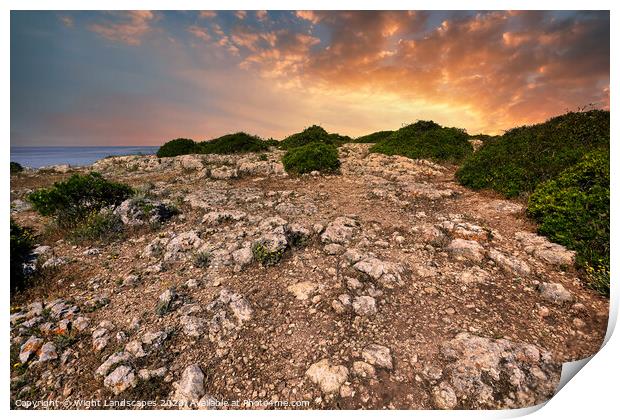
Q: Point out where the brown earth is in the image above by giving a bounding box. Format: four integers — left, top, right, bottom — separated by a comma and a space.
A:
9, 144, 608, 410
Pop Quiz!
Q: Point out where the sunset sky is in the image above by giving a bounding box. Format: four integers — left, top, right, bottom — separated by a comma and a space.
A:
11, 10, 610, 146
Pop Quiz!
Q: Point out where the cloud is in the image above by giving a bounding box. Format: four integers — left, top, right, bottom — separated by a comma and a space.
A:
187, 25, 210, 41
235, 11, 247, 20
216, 10, 608, 133
88, 11, 157, 46
199, 11, 217, 19
256, 11, 268, 21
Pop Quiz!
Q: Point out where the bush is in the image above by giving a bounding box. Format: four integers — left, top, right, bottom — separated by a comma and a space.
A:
280, 125, 351, 149
193, 251, 211, 268
527, 150, 609, 295
282, 142, 341, 174
10, 219, 34, 294
156, 138, 199, 158
28, 172, 133, 228
252, 243, 284, 266
10, 162, 24, 174
355, 130, 394, 143
70, 210, 125, 243
456, 110, 610, 197
370, 121, 472, 163
199, 132, 269, 154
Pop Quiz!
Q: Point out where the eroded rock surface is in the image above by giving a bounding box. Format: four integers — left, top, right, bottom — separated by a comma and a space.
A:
9, 143, 607, 410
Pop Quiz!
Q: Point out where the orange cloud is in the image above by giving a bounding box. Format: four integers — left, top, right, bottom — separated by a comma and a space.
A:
88, 11, 157, 46
199, 11, 217, 19
216, 11, 608, 133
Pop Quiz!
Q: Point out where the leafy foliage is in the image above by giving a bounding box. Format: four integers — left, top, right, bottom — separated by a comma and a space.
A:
10, 219, 34, 294
280, 125, 351, 149
282, 142, 341, 174
156, 138, 200, 158
456, 110, 610, 197
198, 132, 269, 154
193, 251, 211, 268
527, 150, 610, 295
70, 210, 125, 244
27, 172, 133, 228
10, 162, 24, 174
370, 120, 472, 163
252, 243, 284, 266
355, 130, 394, 143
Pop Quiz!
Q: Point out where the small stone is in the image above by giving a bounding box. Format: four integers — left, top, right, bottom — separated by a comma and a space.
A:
305, 359, 349, 394
104, 365, 137, 395
287, 282, 318, 300
339, 384, 353, 398
432, 382, 458, 409
362, 344, 393, 370
352, 361, 376, 378
37, 342, 58, 362
172, 364, 205, 403
352, 296, 377, 316
539, 282, 573, 304
19, 336, 43, 363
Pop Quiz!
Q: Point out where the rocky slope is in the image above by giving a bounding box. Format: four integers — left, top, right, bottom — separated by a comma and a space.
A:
10, 143, 609, 409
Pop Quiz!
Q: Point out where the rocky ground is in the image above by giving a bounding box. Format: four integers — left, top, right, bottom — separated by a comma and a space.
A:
10, 143, 609, 410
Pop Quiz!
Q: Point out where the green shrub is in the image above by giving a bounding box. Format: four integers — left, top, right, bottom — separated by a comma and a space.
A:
10, 162, 24, 174
27, 172, 133, 228
252, 243, 284, 266
263, 138, 280, 147
527, 150, 609, 295
156, 138, 199, 158
282, 142, 341, 174
198, 132, 269, 154
355, 130, 394, 143
370, 121, 472, 163
456, 110, 610, 197
70, 210, 125, 244
280, 125, 350, 149
193, 251, 211, 268
10, 219, 34, 294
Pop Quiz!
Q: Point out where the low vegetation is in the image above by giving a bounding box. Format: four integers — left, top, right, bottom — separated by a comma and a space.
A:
370, 120, 472, 163
10, 162, 24, 174
27, 172, 133, 228
279, 125, 351, 150
456, 110, 610, 197
69, 210, 125, 244
355, 130, 393, 143
199, 132, 269, 154
527, 150, 610, 295
156, 138, 199, 158
10, 219, 34, 294
282, 142, 341, 174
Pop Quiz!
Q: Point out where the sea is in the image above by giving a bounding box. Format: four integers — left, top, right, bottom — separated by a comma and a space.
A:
10, 146, 160, 169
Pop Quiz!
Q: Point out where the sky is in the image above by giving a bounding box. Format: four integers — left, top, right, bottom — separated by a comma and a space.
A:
10, 10, 610, 146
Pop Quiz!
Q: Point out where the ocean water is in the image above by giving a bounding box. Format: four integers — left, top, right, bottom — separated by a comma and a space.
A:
10, 146, 160, 169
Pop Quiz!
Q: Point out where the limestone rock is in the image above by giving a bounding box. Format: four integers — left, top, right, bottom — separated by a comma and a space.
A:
538, 282, 573, 304
104, 365, 137, 395
362, 344, 393, 370
305, 359, 349, 394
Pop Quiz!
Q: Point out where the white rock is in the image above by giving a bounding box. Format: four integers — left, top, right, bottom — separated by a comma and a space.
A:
305, 359, 349, 394
362, 344, 393, 370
